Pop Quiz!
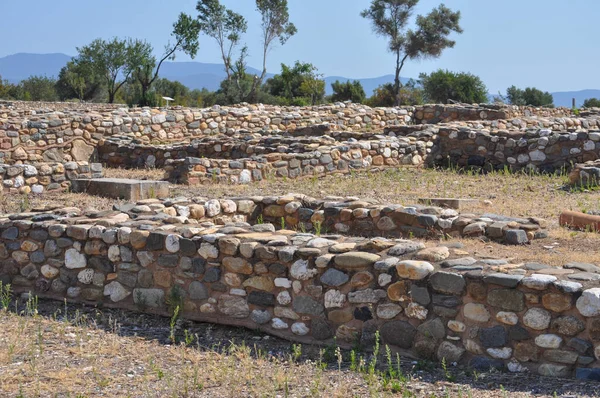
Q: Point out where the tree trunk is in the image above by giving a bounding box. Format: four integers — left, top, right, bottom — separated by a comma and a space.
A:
108, 90, 115, 104
394, 50, 401, 106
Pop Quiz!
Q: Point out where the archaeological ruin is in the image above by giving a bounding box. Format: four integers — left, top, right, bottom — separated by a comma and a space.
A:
3, 99, 600, 381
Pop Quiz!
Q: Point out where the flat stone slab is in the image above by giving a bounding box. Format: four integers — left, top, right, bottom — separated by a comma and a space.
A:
71, 178, 169, 201
418, 198, 478, 210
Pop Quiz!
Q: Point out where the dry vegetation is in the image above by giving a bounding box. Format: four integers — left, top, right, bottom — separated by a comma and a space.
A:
1, 295, 599, 398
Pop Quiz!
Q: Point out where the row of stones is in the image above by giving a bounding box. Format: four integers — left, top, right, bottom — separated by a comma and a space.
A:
1, 211, 600, 380
97, 194, 548, 247
412, 104, 574, 125
165, 140, 428, 185
0, 161, 102, 194
98, 130, 432, 169
433, 127, 600, 173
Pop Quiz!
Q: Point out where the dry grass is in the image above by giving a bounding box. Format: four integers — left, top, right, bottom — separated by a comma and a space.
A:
1, 297, 599, 398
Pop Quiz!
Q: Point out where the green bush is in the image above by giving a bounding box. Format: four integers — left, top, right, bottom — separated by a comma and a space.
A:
583, 98, 600, 108
330, 80, 366, 104
419, 69, 488, 104
506, 86, 553, 107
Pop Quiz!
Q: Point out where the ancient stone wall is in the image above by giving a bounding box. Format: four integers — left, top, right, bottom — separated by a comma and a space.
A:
164, 137, 430, 185
412, 104, 574, 125
433, 127, 600, 173
0, 195, 598, 380
1, 161, 102, 194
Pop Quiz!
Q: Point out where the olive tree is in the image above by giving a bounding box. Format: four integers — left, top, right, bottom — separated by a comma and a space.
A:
361, 0, 462, 105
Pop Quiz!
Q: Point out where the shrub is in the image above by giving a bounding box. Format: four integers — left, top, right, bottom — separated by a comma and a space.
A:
419, 69, 488, 104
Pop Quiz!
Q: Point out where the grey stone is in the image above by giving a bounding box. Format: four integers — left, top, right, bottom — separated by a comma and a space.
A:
429, 272, 465, 295
417, 317, 445, 340
410, 286, 431, 306
469, 357, 505, 371
569, 338, 592, 354
133, 288, 165, 308
320, 268, 349, 287
504, 229, 528, 245
487, 289, 525, 312
441, 257, 477, 268
479, 326, 507, 348
380, 321, 416, 349
388, 241, 425, 256
565, 262, 600, 273
248, 291, 275, 307
189, 281, 208, 300
483, 273, 523, 287
251, 309, 272, 325
293, 296, 324, 316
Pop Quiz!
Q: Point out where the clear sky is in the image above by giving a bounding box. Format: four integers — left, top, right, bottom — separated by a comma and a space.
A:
1, 0, 597, 93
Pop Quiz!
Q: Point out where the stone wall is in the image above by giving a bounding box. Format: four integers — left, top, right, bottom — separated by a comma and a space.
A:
1, 161, 102, 194
0, 195, 598, 380
164, 137, 430, 185
433, 127, 600, 173
412, 104, 574, 125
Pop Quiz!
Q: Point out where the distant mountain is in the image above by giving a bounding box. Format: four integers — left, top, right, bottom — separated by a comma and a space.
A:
2, 53, 599, 106
0, 53, 71, 82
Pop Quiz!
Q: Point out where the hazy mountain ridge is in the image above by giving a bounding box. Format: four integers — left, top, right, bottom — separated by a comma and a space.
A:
1, 53, 597, 107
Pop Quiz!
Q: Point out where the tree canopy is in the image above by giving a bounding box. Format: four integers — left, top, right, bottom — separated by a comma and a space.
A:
330, 80, 366, 104
361, 0, 462, 105
419, 69, 488, 104
506, 86, 554, 107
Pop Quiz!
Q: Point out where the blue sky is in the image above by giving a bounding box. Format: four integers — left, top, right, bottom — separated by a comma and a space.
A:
1, 0, 596, 93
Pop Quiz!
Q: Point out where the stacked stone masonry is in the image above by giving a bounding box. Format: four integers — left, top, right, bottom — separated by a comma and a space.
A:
1, 194, 600, 380
1, 161, 102, 194
4, 101, 600, 189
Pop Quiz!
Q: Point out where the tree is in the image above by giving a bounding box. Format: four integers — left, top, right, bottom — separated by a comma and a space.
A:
419, 69, 488, 104
18, 76, 59, 101
331, 80, 366, 103
75, 38, 152, 103
55, 60, 104, 101
265, 61, 325, 105
197, 0, 247, 80
250, 0, 297, 99
584, 98, 600, 108
0, 75, 16, 99
506, 86, 553, 107
133, 13, 201, 106
361, 0, 462, 105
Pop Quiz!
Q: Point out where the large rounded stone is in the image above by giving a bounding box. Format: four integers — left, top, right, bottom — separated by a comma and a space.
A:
551, 316, 585, 336
334, 252, 380, 270
380, 321, 416, 349
577, 288, 600, 317
320, 268, 349, 287
396, 261, 434, 280
65, 249, 86, 269
535, 334, 562, 349
523, 308, 551, 330
542, 293, 572, 312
